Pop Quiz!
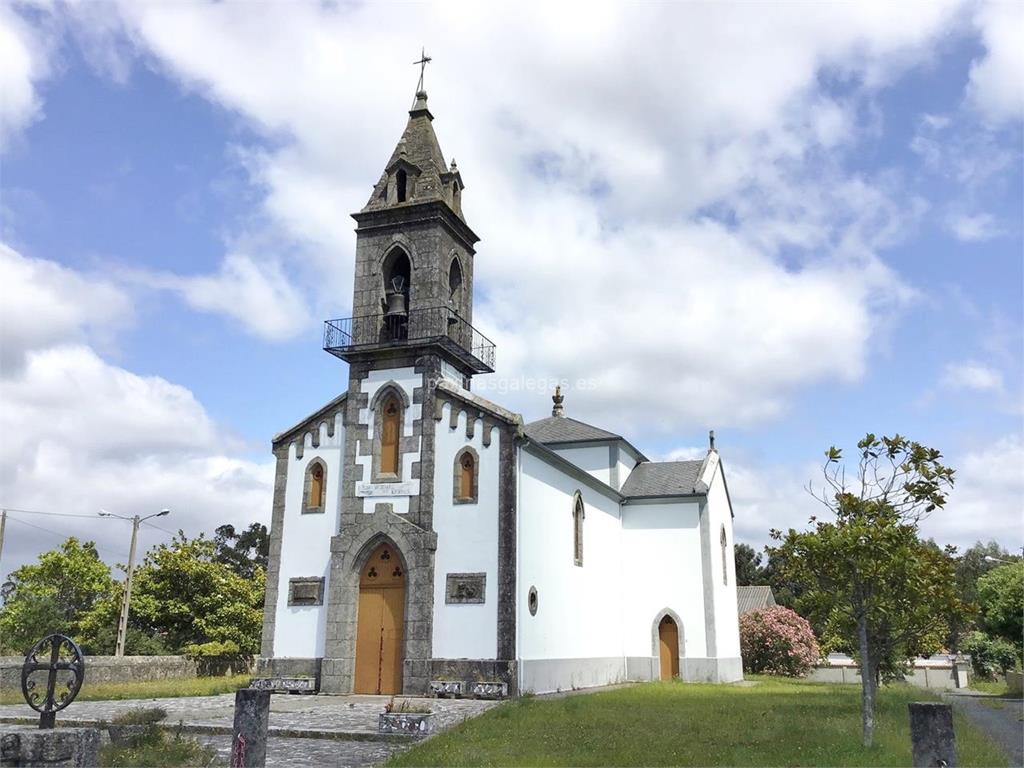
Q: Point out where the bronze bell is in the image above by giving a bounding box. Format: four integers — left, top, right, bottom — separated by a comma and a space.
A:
384, 276, 408, 317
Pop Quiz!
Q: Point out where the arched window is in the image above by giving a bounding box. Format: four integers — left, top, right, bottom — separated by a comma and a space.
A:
381, 395, 401, 476
448, 256, 463, 307
573, 492, 585, 567
453, 447, 478, 503
396, 169, 407, 202
720, 525, 728, 585
303, 459, 326, 514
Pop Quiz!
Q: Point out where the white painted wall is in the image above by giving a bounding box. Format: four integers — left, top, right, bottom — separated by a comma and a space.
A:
273, 415, 345, 658
518, 450, 624, 666
354, 366, 422, 515
616, 450, 639, 492
620, 500, 707, 659
549, 445, 612, 486
706, 464, 741, 660
431, 403, 500, 659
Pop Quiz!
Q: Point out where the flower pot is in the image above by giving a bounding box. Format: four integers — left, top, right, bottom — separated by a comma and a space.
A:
428, 679, 465, 698
378, 712, 433, 736
471, 680, 508, 699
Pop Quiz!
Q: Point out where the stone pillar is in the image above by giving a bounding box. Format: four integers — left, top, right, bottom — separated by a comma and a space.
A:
231, 689, 270, 768
908, 702, 956, 767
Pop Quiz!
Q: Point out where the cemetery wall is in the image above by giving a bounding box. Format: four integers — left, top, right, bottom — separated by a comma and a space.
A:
0, 655, 197, 689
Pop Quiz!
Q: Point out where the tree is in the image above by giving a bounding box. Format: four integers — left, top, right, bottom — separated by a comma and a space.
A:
0, 538, 116, 654
213, 523, 269, 580
734, 543, 766, 586
976, 562, 1024, 659
768, 434, 966, 748
128, 533, 265, 662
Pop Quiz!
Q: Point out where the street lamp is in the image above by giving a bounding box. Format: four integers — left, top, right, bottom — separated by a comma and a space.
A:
99, 508, 171, 657
983, 555, 1013, 564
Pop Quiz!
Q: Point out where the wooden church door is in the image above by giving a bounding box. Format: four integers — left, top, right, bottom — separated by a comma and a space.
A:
658, 615, 680, 680
354, 543, 405, 694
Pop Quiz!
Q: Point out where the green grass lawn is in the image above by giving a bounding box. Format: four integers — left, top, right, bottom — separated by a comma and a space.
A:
0, 675, 250, 706
968, 678, 1021, 698
388, 678, 1008, 767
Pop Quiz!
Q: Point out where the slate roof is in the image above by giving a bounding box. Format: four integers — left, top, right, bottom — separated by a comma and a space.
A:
737, 586, 777, 615
522, 416, 622, 444
620, 460, 704, 498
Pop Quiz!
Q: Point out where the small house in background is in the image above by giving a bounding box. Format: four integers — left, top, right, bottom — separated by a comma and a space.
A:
737, 586, 776, 615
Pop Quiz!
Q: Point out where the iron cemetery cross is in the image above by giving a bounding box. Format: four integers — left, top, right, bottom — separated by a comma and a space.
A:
21, 634, 85, 729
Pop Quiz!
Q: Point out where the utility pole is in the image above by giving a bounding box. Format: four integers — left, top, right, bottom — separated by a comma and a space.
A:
0, 509, 6, 567
100, 508, 170, 657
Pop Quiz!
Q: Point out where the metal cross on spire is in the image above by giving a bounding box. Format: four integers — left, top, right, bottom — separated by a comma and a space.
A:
413, 47, 432, 93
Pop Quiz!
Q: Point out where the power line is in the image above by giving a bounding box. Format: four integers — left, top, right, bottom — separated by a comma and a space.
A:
140, 520, 178, 536
4, 515, 131, 559
0, 507, 101, 520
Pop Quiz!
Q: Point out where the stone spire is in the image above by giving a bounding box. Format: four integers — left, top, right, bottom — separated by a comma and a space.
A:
361, 84, 465, 219
709, 429, 716, 452
552, 386, 565, 417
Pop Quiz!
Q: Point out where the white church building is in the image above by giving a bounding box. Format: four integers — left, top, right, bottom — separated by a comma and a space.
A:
257, 85, 742, 696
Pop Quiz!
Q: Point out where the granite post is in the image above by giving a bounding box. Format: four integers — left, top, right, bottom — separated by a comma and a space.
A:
908, 702, 956, 767
230, 689, 270, 768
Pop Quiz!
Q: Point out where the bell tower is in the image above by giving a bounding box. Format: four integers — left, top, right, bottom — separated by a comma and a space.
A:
324, 87, 494, 381
319, 78, 496, 696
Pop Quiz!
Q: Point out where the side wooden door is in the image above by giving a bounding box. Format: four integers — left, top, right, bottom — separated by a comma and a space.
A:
658, 615, 680, 680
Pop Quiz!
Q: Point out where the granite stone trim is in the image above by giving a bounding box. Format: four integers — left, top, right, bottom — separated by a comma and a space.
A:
253, 657, 322, 680
519, 657, 627, 695
302, 458, 327, 514
496, 424, 517, 661
322, 513, 437, 696
374, 502, 395, 515
452, 446, 479, 504
698, 500, 718, 657
259, 445, 290, 657
445, 572, 486, 604
287, 577, 325, 607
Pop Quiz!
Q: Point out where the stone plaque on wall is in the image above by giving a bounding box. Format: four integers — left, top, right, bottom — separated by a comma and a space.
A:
288, 577, 324, 606
445, 572, 486, 604
355, 481, 417, 497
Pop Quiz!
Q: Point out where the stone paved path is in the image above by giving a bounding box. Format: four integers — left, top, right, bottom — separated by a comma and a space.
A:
195, 734, 409, 767
942, 689, 1023, 767
0, 692, 495, 738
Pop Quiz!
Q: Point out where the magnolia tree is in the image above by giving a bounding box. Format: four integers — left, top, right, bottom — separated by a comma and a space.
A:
740, 606, 820, 677
768, 434, 965, 749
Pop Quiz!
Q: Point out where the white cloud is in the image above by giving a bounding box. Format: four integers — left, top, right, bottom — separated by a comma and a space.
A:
967, 1, 1024, 125
0, 243, 132, 374
0, 2, 57, 149
946, 212, 1003, 242
134, 251, 312, 342
0, 245, 273, 578
941, 360, 1005, 392
51, 0, 969, 430
922, 435, 1024, 550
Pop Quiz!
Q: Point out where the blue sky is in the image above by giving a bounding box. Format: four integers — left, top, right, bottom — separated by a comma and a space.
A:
1, 1, 1021, 577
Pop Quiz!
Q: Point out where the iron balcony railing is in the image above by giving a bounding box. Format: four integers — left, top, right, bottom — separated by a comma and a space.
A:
324, 305, 496, 373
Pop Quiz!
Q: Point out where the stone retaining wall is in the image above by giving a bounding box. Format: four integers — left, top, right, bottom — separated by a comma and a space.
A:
0, 655, 197, 689
807, 657, 971, 690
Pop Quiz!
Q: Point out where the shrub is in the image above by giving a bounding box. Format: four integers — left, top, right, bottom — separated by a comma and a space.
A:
740, 606, 820, 677
961, 631, 1019, 679
110, 707, 167, 725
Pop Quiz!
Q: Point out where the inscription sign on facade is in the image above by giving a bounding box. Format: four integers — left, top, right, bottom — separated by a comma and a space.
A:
356, 481, 417, 498
288, 577, 324, 606
445, 572, 486, 604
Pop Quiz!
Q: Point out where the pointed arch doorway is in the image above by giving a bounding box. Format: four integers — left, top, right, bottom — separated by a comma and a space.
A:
658, 615, 680, 681
354, 543, 405, 694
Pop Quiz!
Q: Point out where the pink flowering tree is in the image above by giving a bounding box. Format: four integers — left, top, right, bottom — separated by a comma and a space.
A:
740, 606, 820, 677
